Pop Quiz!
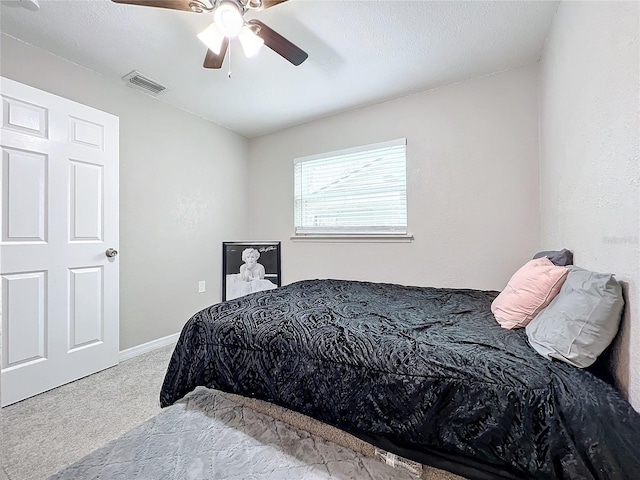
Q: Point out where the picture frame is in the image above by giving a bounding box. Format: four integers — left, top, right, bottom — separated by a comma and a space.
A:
222, 241, 281, 301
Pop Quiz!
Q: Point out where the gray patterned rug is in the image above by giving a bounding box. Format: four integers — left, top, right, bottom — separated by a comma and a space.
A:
48, 388, 421, 480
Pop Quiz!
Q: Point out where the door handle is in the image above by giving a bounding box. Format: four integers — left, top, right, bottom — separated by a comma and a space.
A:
105, 248, 118, 258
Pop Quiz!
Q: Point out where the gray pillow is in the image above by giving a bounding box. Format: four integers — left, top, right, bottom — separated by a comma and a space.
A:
532, 249, 573, 266
525, 266, 624, 368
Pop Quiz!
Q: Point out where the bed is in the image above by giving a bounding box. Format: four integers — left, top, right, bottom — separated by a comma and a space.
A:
160, 279, 640, 479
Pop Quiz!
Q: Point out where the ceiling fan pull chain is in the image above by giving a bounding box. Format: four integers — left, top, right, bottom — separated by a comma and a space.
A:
228, 39, 232, 79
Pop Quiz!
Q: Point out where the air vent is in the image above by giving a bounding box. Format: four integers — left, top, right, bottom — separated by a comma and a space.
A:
121, 70, 168, 96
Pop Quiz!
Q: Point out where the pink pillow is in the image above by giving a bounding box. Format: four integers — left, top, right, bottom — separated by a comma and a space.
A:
492, 258, 569, 329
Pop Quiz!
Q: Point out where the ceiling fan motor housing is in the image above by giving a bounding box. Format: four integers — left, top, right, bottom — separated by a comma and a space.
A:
214, 1, 244, 37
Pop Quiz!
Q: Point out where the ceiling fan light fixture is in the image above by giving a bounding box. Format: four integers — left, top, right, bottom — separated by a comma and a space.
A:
198, 22, 225, 54
214, 2, 244, 37
19, 0, 40, 11
238, 25, 264, 58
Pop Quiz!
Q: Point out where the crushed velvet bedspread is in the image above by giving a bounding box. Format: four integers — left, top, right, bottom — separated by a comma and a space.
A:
160, 279, 640, 479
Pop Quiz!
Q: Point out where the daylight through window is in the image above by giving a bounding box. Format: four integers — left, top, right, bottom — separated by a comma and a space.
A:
294, 138, 407, 236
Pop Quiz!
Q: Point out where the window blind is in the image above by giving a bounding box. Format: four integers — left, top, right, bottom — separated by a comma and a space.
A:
294, 138, 407, 235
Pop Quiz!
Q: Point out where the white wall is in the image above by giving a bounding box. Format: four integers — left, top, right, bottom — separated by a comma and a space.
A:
0, 35, 250, 350
539, 1, 640, 407
248, 65, 540, 291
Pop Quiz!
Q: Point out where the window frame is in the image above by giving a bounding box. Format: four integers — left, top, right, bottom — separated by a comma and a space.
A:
292, 138, 412, 242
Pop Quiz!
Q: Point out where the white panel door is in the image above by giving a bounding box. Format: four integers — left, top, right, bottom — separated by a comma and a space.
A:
0, 77, 119, 406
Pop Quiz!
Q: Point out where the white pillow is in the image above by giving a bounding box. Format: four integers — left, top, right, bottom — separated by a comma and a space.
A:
525, 266, 624, 368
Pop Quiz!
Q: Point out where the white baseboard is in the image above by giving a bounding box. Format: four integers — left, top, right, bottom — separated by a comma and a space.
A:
119, 332, 180, 362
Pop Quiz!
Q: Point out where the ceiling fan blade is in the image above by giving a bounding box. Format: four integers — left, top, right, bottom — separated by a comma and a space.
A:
249, 19, 308, 66
203, 39, 229, 69
259, 0, 288, 10
111, 0, 205, 12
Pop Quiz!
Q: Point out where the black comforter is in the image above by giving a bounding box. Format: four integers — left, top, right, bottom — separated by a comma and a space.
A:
160, 279, 640, 479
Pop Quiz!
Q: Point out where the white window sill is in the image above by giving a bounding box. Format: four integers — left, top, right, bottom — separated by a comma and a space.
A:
290, 234, 414, 243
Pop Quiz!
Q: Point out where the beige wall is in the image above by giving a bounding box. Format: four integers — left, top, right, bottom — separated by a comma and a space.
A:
0, 35, 250, 350
539, 1, 640, 409
248, 65, 540, 291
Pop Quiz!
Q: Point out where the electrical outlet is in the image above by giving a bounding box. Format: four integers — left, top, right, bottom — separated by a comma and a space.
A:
198, 280, 206, 293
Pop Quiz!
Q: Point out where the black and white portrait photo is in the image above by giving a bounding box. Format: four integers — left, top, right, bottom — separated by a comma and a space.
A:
222, 242, 281, 301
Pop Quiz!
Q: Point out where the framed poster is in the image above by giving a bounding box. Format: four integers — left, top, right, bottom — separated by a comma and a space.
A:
222, 241, 281, 301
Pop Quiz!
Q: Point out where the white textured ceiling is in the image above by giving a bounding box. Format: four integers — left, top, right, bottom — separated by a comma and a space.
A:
0, 0, 558, 137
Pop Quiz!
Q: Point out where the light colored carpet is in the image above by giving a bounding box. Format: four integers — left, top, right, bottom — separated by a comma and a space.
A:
2, 344, 464, 480
2, 345, 174, 480
50, 388, 423, 480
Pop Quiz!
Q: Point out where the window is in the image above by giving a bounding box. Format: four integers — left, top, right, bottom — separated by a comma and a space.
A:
294, 138, 407, 236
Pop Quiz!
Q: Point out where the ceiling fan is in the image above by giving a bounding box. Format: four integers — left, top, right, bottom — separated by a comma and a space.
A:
111, 0, 308, 69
